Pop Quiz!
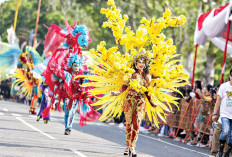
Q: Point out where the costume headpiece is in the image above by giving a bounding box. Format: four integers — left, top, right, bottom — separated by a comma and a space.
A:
63, 20, 91, 49
67, 53, 83, 68
132, 50, 150, 65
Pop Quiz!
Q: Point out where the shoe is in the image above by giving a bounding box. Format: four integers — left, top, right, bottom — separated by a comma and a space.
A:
199, 143, 207, 148
218, 140, 226, 157
130, 147, 137, 157
37, 115, 42, 122
64, 129, 70, 135
169, 131, 175, 137
189, 141, 197, 145
123, 146, 129, 155
180, 130, 186, 135
157, 133, 164, 137
44, 120, 49, 124
29, 107, 37, 115
224, 143, 232, 157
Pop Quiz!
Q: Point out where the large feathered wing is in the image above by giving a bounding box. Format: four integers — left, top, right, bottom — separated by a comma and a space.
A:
0, 42, 21, 80
9, 46, 43, 97
77, 0, 189, 126
27, 46, 43, 65
11, 69, 33, 97
79, 48, 134, 121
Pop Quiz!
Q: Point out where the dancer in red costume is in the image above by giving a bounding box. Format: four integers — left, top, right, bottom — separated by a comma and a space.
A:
42, 21, 100, 134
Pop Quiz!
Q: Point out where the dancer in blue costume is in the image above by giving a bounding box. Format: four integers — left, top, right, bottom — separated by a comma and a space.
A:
37, 82, 50, 123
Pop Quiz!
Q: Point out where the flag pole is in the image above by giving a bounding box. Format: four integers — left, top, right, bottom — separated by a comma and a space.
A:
13, 0, 20, 31
33, 0, 42, 48
220, 20, 231, 85
191, 44, 198, 87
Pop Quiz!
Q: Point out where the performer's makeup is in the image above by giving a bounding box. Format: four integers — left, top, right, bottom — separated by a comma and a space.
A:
136, 59, 145, 71
72, 62, 79, 72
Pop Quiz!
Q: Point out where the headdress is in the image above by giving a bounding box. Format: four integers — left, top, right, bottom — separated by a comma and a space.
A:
132, 50, 150, 65
66, 52, 83, 68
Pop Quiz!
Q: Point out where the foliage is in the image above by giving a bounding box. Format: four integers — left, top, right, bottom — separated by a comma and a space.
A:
0, 0, 231, 85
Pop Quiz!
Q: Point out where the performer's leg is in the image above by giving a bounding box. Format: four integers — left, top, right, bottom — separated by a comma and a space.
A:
42, 96, 50, 123
30, 96, 38, 114
125, 110, 133, 147
130, 110, 142, 148
64, 98, 70, 130
37, 97, 44, 121
124, 110, 132, 155
67, 100, 79, 131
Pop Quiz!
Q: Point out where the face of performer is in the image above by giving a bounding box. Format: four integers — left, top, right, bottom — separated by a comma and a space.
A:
72, 62, 79, 73
136, 59, 146, 71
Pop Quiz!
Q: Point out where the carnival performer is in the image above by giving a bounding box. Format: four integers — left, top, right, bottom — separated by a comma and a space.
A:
42, 21, 101, 135
30, 83, 39, 114
37, 82, 50, 124
10, 46, 43, 114
78, 0, 189, 156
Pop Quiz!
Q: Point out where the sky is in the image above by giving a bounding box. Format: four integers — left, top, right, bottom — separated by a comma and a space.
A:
0, 0, 8, 6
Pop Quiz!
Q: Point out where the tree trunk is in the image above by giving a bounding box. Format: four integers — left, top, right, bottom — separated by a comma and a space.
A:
186, 51, 192, 73
202, 43, 216, 85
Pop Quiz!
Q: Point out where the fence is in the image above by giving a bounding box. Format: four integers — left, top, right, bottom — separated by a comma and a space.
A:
159, 98, 214, 146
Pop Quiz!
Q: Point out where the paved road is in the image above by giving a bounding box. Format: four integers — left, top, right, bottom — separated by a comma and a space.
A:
0, 100, 211, 157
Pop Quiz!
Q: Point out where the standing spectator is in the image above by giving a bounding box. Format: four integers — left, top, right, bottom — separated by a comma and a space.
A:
1, 78, 11, 99
212, 69, 232, 157
194, 80, 202, 99
10, 77, 17, 102
204, 84, 213, 97
189, 80, 203, 145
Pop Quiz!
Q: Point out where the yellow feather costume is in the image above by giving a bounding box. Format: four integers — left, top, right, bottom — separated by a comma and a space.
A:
9, 46, 42, 97
76, 0, 189, 127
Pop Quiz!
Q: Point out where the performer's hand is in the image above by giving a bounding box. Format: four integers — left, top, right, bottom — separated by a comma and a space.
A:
151, 102, 156, 108
111, 92, 119, 96
212, 114, 218, 122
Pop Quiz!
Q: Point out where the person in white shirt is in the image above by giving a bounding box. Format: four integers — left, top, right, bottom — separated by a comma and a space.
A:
212, 69, 232, 157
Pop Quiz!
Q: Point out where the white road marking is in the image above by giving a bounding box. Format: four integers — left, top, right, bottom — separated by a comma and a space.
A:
11, 113, 22, 117
2, 108, 8, 112
0, 112, 4, 115
139, 134, 210, 157
70, 149, 87, 157
16, 117, 56, 140
29, 115, 36, 118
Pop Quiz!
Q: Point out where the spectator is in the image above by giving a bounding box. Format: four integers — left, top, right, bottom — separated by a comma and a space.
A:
189, 80, 203, 145
194, 80, 203, 99
1, 78, 11, 99
184, 89, 192, 103
204, 84, 213, 97
212, 69, 232, 157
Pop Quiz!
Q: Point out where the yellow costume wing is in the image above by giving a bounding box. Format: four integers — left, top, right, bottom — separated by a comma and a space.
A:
9, 46, 42, 97
77, 0, 189, 126
79, 49, 133, 121
10, 69, 33, 97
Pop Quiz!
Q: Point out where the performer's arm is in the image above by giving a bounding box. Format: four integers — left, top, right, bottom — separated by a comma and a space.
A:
145, 74, 156, 107
111, 73, 137, 96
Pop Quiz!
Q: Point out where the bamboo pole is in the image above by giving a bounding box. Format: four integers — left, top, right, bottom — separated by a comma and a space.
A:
33, 0, 42, 47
